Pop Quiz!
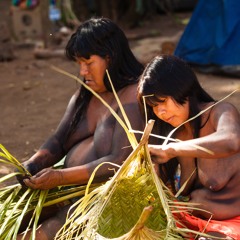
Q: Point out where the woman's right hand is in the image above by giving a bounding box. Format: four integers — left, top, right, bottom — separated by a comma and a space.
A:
148, 144, 174, 164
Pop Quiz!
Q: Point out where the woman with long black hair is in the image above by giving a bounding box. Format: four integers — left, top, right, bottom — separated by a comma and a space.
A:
17, 17, 144, 239
137, 55, 240, 240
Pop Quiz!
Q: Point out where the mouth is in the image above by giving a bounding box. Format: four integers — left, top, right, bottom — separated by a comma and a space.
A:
165, 116, 173, 123
84, 79, 92, 85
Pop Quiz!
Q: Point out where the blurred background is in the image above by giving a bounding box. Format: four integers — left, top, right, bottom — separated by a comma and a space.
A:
1, 0, 197, 57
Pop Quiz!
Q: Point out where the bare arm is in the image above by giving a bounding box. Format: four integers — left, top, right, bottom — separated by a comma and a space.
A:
22, 90, 80, 175
149, 102, 240, 163
24, 87, 144, 189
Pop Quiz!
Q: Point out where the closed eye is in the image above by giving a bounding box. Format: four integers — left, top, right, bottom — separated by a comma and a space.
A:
85, 61, 93, 66
157, 97, 166, 103
145, 95, 167, 107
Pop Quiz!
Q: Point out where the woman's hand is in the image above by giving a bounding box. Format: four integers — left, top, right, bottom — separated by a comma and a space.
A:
23, 168, 63, 190
148, 144, 173, 164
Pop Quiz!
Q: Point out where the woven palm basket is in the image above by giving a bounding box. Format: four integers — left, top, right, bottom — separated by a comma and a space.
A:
55, 120, 203, 240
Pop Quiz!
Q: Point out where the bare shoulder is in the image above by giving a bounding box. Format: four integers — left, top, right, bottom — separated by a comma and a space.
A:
73, 88, 81, 98
69, 89, 80, 104
117, 83, 138, 103
202, 101, 240, 134
210, 101, 240, 120
213, 101, 239, 111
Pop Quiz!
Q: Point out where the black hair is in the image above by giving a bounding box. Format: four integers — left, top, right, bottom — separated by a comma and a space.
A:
65, 17, 143, 135
137, 55, 214, 191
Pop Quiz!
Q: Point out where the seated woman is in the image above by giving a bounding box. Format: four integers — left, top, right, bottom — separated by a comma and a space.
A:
16, 17, 144, 239
137, 55, 240, 240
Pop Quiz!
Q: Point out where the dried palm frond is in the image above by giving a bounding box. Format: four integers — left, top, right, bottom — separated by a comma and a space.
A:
0, 65, 140, 240
0, 62, 141, 240
2, 64, 237, 240
52, 67, 232, 240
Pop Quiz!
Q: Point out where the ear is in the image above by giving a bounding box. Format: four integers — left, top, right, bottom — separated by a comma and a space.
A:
105, 55, 110, 64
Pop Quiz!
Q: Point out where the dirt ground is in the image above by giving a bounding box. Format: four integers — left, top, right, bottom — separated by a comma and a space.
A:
0, 6, 240, 178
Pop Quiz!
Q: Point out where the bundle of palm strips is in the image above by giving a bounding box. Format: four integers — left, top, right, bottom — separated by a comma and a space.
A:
0, 144, 99, 240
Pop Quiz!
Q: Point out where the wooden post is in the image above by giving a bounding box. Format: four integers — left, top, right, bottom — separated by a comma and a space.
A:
39, 0, 50, 48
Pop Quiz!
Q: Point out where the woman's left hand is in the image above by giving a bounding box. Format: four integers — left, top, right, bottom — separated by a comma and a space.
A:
23, 168, 63, 190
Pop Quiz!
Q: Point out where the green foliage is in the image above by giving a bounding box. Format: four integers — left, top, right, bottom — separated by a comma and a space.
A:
0, 144, 99, 239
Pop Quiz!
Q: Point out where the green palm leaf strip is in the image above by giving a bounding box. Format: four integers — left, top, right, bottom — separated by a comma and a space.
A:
0, 145, 101, 239
0, 187, 32, 238
0, 144, 31, 176
11, 189, 39, 240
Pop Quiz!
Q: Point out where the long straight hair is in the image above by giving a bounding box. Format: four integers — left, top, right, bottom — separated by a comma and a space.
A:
65, 17, 143, 136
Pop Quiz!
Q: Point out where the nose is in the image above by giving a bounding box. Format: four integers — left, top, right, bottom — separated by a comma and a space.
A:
79, 63, 88, 76
153, 105, 166, 117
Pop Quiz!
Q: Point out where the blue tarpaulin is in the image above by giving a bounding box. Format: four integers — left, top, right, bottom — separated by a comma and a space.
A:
174, 0, 240, 66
